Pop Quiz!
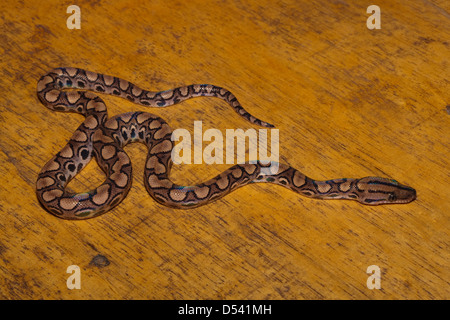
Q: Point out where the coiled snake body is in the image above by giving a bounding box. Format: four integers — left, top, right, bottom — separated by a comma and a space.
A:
36, 68, 416, 220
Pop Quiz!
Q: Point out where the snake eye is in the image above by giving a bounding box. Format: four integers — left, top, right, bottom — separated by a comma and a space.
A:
388, 193, 397, 202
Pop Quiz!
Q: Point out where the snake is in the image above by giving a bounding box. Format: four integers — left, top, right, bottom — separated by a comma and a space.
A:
36, 67, 416, 220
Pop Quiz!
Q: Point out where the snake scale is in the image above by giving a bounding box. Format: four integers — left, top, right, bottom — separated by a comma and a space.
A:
36, 68, 416, 220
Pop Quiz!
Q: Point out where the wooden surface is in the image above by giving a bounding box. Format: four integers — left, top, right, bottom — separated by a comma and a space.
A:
0, 0, 449, 300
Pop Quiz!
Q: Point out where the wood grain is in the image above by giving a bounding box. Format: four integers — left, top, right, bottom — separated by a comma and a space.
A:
0, 0, 448, 299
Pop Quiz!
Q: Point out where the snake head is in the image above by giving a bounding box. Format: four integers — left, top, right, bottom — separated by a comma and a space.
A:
356, 177, 416, 205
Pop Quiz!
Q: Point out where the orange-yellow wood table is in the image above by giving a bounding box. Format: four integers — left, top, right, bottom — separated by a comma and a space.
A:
0, 0, 448, 299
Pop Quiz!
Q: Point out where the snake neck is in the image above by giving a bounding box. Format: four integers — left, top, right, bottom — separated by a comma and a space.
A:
252, 163, 359, 201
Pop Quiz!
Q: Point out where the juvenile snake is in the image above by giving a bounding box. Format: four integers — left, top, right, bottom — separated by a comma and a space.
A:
36, 68, 416, 220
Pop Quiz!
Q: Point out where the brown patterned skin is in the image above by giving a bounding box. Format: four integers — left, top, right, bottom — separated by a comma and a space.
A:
36, 68, 416, 220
